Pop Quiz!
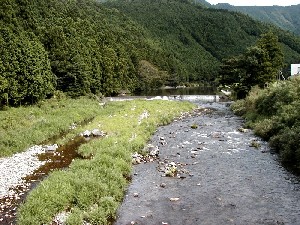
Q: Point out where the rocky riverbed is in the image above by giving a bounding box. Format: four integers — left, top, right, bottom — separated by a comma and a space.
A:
0, 145, 54, 199
0, 128, 104, 224
0, 145, 52, 222
115, 102, 300, 225
1, 101, 300, 224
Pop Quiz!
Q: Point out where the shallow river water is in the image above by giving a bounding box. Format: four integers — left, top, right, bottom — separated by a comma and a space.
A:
115, 102, 300, 225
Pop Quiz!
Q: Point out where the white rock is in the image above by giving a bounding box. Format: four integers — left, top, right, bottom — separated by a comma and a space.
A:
44, 144, 58, 151
82, 130, 92, 137
91, 129, 104, 137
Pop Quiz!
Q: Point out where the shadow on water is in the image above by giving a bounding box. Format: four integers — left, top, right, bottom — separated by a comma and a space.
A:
0, 135, 99, 224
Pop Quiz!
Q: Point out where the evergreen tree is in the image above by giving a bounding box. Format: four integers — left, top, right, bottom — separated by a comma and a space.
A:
0, 27, 56, 106
219, 32, 284, 98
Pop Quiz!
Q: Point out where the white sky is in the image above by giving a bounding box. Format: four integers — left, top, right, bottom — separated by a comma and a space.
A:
206, 0, 300, 6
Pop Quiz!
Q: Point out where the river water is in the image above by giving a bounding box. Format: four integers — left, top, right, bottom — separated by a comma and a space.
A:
1, 96, 299, 224
115, 102, 300, 225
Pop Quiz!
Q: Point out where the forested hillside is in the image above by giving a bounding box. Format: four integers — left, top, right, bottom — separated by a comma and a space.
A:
1, 0, 300, 107
0, 0, 173, 106
105, 0, 300, 80
212, 3, 300, 35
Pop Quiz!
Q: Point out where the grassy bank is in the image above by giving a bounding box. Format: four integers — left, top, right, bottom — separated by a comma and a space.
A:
16, 99, 195, 224
0, 96, 101, 157
231, 77, 300, 173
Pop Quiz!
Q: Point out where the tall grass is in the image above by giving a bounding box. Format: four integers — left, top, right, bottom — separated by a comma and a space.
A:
231, 77, 300, 173
17, 99, 195, 224
0, 96, 101, 157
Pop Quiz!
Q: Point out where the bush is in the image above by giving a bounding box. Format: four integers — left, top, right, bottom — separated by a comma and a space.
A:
231, 77, 300, 173
230, 85, 262, 116
252, 116, 284, 140
255, 82, 297, 116
270, 127, 300, 167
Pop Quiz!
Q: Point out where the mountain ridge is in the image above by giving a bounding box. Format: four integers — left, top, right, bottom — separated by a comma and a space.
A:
207, 1, 300, 35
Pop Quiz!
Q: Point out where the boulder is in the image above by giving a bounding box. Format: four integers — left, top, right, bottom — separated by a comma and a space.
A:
91, 129, 105, 137
82, 130, 92, 137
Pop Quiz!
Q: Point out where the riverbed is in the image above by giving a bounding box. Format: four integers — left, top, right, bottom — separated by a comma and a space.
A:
115, 102, 300, 225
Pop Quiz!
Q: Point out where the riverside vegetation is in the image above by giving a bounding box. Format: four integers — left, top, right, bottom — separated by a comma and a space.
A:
2, 0, 300, 107
1, 0, 300, 222
0, 94, 100, 157
231, 77, 300, 174
8, 97, 195, 224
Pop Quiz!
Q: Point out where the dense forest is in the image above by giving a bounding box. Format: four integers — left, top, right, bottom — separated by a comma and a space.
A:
211, 2, 300, 35
105, 0, 300, 78
0, 0, 168, 105
1, 0, 300, 106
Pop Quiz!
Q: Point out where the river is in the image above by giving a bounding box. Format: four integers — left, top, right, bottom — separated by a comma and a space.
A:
115, 102, 300, 225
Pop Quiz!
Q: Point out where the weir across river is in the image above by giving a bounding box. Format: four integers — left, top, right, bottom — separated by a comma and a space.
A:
106, 94, 221, 102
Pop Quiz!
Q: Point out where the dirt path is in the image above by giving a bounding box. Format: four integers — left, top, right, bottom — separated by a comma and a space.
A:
115, 102, 300, 225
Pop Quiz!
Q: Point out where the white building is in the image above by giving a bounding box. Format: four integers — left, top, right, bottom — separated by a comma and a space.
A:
291, 64, 300, 76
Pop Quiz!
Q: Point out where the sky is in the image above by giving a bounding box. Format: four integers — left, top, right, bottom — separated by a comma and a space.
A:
206, 0, 300, 6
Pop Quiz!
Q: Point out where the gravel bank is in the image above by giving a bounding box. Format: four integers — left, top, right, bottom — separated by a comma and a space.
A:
115, 102, 300, 225
0, 145, 51, 199
0, 144, 59, 223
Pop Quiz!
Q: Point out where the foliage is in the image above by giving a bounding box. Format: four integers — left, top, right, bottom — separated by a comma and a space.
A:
231, 77, 300, 173
1, 0, 300, 104
219, 32, 284, 98
105, 0, 300, 86
0, 27, 56, 106
0, 0, 169, 103
17, 99, 195, 224
137, 60, 169, 91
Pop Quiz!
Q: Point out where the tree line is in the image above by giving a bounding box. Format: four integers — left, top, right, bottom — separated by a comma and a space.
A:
1, 0, 300, 106
105, 0, 300, 87
0, 0, 171, 106
219, 32, 284, 98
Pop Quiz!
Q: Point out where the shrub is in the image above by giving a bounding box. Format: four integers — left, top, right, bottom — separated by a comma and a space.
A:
231, 77, 300, 173
270, 127, 300, 166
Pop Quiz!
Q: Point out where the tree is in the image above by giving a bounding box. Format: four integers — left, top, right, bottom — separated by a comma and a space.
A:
257, 32, 284, 73
137, 60, 169, 91
0, 27, 56, 106
219, 32, 284, 98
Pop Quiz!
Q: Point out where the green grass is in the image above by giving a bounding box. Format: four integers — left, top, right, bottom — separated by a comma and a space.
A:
0, 96, 101, 157
17, 99, 195, 224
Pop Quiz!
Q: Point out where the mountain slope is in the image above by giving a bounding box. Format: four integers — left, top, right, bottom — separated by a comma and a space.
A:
212, 3, 300, 35
0, 0, 176, 104
105, 0, 300, 81
2, 0, 300, 106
